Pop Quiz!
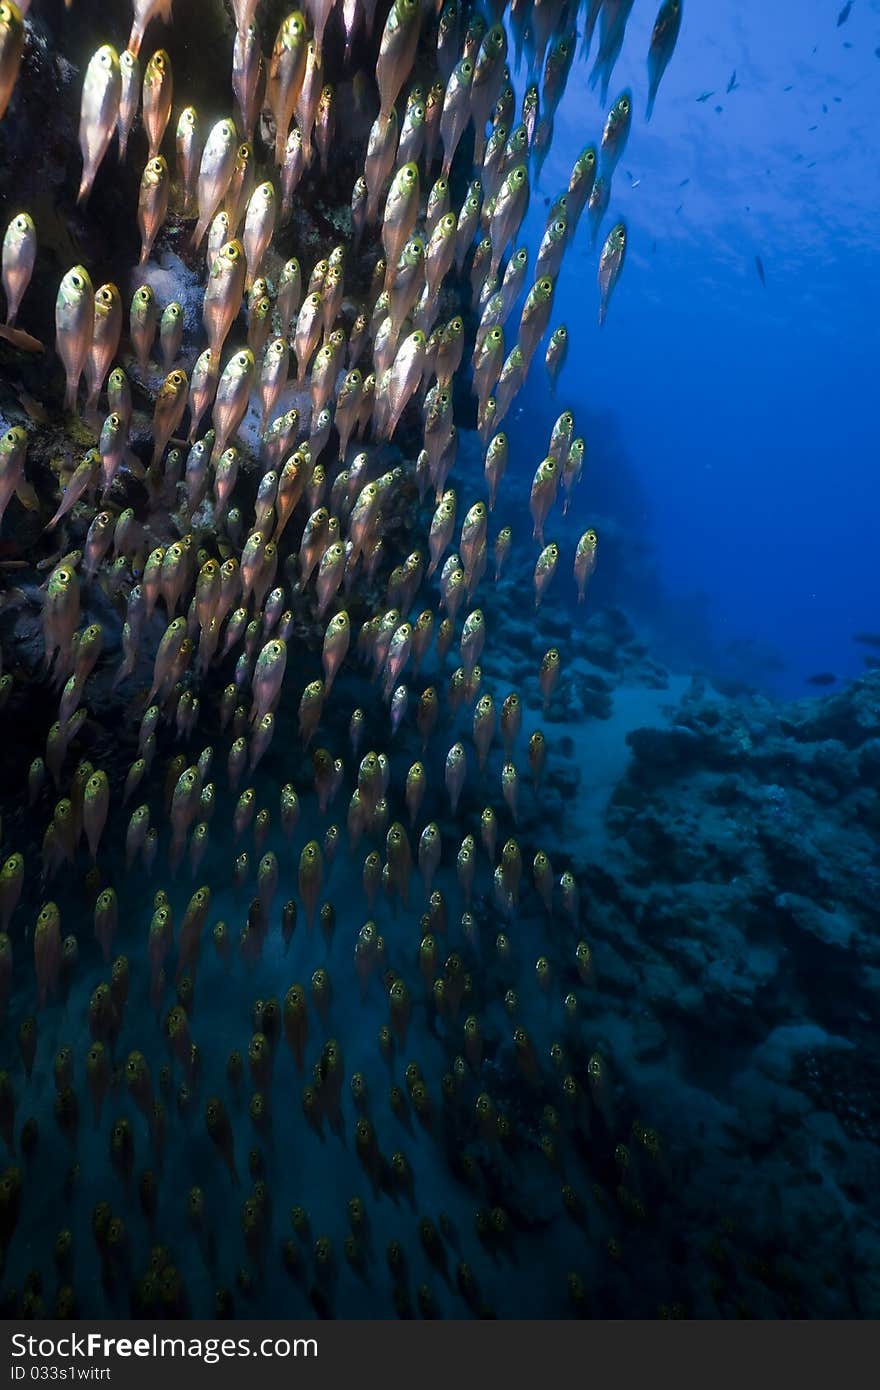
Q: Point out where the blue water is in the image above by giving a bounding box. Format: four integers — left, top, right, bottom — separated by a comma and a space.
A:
0, 0, 878, 1323
521, 0, 880, 694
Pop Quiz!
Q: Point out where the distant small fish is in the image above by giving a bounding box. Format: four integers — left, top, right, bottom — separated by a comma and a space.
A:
678, 177, 690, 187
755, 255, 766, 287
696, 90, 714, 102
837, 2, 853, 27
783, 84, 794, 92
852, 631, 880, 648
806, 672, 836, 687
14, 388, 49, 423
864, 655, 880, 670
0, 323, 45, 352
726, 70, 738, 93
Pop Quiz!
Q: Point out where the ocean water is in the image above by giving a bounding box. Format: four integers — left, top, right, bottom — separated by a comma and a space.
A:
0, 0, 878, 1323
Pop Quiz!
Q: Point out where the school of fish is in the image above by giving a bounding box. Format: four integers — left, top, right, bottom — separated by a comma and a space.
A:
0, 0, 682, 1319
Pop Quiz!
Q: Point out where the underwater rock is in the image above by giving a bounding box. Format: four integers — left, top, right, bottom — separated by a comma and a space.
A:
773, 893, 858, 951
626, 722, 703, 770
753, 1023, 854, 1087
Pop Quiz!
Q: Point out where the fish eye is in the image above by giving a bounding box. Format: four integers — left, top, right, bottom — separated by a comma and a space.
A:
15, 215, 27, 229
71, 274, 82, 288
621, 98, 630, 114
237, 354, 248, 365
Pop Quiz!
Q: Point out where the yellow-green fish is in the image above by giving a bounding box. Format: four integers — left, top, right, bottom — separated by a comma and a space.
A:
544, 325, 568, 391
175, 106, 201, 214
78, 45, 122, 206
212, 348, 254, 461
128, 0, 173, 59
117, 48, 140, 162
130, 283, 157, 373
142, 48, 173, 159
598, 220, 627, 326
232, 20, 262, 140
0, 1, 25, 124
151, 369, 188, 465
382, 162, 420, 280
647, 0, 683, 121
268, 11, 308, 167
574, 529, 598, 603
2, 211, 36, 326
192, 117, 238, 250
203, 238, 246, 357
377, 0, 421, 120
55, 266, 95, 413
600, 90, 632, 176
85, 282, 122, 412
243, 182, 276, 290
137, 155, 170, 265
